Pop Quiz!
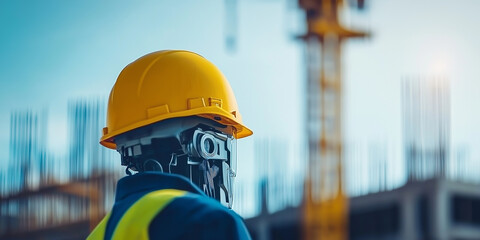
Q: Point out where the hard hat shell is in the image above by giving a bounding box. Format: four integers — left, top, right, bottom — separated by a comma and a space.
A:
100, 50, 253, 149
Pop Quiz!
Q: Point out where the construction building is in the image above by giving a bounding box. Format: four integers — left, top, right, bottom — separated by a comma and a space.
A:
246, 177, 480, 240
245, 75, 480, 240
0, 99, 119, 240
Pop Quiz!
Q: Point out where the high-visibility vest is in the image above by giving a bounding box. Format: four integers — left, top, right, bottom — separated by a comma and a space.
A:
87, 189, 186, 240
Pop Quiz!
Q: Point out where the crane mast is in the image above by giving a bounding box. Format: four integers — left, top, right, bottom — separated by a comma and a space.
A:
299, 0, 366, 239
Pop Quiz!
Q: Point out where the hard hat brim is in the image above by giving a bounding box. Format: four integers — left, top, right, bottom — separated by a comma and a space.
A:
100, 106, 252, 150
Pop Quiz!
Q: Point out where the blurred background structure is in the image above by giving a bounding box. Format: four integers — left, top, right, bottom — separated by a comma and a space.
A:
402, 77, 450, 181
0, 99, 120, 239
1, 0, 480, 239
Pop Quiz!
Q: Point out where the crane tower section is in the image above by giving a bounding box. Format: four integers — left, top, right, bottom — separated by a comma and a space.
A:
298, 0, 366, 239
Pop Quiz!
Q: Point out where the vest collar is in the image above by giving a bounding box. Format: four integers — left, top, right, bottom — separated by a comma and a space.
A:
115, 172, 206, 201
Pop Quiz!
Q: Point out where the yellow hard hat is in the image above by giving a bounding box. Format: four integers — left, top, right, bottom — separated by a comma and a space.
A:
100, 50, 253, 149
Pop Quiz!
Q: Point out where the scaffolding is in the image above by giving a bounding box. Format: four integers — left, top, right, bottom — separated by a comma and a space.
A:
0, 99, 120, 240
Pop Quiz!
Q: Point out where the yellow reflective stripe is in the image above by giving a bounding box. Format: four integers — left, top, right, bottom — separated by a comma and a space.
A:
112, 189, 186, 240
87, 212, 112, 240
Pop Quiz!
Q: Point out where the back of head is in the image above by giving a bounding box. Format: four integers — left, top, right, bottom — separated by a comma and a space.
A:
100, 50, 252, 208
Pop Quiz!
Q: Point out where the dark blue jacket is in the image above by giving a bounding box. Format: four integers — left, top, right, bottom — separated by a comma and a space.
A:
88, 172, 251, 240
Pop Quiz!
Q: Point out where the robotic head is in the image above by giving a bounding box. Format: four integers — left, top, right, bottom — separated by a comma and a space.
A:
114, 117, 238, 208
100, 51, 252, 208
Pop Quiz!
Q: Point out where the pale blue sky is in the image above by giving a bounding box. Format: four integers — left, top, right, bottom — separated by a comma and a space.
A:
345, 0, 480, 155
1, 0, 480, 206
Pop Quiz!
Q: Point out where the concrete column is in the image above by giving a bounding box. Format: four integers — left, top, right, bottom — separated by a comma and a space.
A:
402, 189, 417, 240
431, 180, 449, 240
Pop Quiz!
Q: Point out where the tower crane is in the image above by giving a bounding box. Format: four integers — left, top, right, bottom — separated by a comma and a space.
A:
299, 0, 367, 239
223, 0, 367, 239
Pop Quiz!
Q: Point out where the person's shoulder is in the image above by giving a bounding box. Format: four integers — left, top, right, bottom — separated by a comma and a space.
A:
149, 192, 251, 240
175, 192, 242, 220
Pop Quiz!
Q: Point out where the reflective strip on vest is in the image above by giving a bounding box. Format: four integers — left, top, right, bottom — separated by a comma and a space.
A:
87, 212, 111, 240
87, 189, 187, 240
